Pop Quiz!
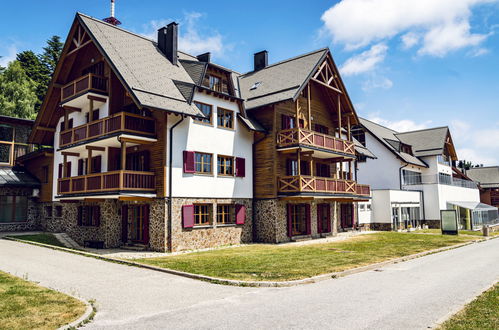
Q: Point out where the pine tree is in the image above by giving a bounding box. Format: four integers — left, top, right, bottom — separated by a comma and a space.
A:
0, 61, 38, 119
39, 35, 63, 74
17, 50, 49, 110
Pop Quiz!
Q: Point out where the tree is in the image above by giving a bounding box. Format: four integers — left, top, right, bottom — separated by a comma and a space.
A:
0, 61, 38, 119
39, 35, 63, 74
17, 50, 49, 110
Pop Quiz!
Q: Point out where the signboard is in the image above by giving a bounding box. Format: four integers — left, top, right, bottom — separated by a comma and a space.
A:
441, 210, 458, 235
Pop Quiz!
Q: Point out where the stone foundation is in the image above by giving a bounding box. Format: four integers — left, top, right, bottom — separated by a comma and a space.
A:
170, 197, 252, 252
368, 223, 393, 231
421, 219, 441, 229
254, 198, 340, 243
0, 187, 41, 232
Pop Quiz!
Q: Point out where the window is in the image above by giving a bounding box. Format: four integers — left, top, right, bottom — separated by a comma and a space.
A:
194, 102, 212, 124
286, 159, 310, 176
316, 163, 330, 177
195, 152, 213, 174
351, 126, 366, 147
359, 204, 366, 211
202, 73, 229, 93
287, 204, 310, 236
366, 204, 372, 211
217, 204, 235, 224
0, 196, 28, 223
437, 154, 451, 166
0, 143, 11, 163
54, 205, 63, 218
217, 108, 234, 129
438, 172, 452, 185
402, 170, 422, 185
218, 155, 234, 176
77, 205, 100, 227
281, 115, 304, 130
314, 124, 328, 135
194, 204, 212, 226
401, 144, 412, 154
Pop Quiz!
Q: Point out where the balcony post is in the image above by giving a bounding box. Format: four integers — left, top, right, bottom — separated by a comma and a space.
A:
349, 160, 353, 180
63, 154, 68, 178
89, 99, 94, 121
87, 149, 92, 174
337, 94, 341, 139
64, 108, 69, 131
347, 116, 351, 141
121, 140, 126, 170
307, 83, 312, 129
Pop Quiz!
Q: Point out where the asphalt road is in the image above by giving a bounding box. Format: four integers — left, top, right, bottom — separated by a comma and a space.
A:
0, 237, 497, 329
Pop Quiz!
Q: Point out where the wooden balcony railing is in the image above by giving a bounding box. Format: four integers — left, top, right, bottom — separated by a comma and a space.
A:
278, 175, 370, 196
57, 170, 155, 195
60, 112, 156, 147
61, 73, 108, 103
277, 128, 355, 156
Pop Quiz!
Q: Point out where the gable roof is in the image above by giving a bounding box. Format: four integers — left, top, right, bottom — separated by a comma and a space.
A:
466, 166, 499, 188
238, 48, 328, 110
395, 127, 452, 158
78, 14, 203, 117
359, 117, 427, 167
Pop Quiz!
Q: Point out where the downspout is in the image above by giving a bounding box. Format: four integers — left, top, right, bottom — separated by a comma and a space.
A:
252, 133, 267, 243
168, 115, 185, 252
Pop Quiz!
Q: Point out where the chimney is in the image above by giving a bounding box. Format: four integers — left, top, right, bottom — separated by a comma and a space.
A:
158, 22, 178, 65
254, 50, 268, 71
196, 52, 211, 63
103, 0, 121, 26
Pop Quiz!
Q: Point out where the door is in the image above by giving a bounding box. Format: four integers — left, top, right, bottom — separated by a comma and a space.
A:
130, 204, 149, 244
317, 204, 331, 234
340, 203, 354, 228
392, 207, 400, 230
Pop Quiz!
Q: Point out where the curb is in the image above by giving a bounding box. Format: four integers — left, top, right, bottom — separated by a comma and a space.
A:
59, 297, 95, 330
3, 235, 495, 288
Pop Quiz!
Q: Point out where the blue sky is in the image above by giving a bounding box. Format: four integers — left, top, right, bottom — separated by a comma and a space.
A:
1, 0, 498, 165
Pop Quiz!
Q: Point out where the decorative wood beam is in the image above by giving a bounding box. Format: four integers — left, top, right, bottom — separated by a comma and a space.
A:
63, 105, 82, 113
85, 146, 105, 152
61, 152, 80, 157
87, 95, 107, 103
118, 137, 154, 145
118, 196, 153, 202
36, 126, 56, 132
311, 78, 343, 94
66, 39, 93, 57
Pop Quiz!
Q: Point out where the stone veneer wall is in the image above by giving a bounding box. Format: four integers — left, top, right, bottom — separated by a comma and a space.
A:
254, 199, 339, 243
170, 198, 252, 252
0, 187, 40, 232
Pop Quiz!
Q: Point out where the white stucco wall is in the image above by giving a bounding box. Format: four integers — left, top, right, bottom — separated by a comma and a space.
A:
369, 189, 421, 224
167, 92, 253, 198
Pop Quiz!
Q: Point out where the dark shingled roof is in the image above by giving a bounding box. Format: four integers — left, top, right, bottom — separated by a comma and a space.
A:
0, 166, 40, 187
238, 48, 328, 110
78, 13, 204, 118
395, 127, 450, 157
466, 166, 499, 188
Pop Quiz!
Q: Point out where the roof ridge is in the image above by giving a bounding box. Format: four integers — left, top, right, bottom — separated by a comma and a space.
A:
240, 47, 329, 77
468, 166, 499, 170
396, 126, 448, 134
359, 117, 399, 134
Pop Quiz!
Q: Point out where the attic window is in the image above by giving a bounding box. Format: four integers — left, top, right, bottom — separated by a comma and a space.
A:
250, 82, 262, 90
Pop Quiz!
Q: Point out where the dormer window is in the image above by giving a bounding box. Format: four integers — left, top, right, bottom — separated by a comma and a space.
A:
202, 72, 229, 94
401, 144, 412, 154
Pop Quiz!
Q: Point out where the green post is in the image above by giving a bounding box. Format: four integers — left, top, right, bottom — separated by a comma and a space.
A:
465, 208, 471, 230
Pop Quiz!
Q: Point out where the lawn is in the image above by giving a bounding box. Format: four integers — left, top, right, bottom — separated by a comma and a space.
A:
135, 232, 476, 281
0, 271, 87, 329
7, 233, 66, 248
439, 283, 498, 329
419, 229, 499, 236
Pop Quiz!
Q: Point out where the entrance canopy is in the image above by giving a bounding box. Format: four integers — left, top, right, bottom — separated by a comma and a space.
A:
448, 201, 499, 228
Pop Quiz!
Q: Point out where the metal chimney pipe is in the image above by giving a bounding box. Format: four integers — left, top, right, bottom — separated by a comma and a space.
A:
111, 0, 115, 18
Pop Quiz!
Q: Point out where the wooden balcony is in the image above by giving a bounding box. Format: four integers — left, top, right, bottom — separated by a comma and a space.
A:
57, 170, 155, 195
61, 74, 108, 103
278, 175, 370, 196
277, 128, 355, 157
60, 112, 156, 148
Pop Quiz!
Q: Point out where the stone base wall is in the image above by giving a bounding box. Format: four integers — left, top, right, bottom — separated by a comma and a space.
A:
422, 219, 441, 229
254, 198, 340, 243
170, 198, 252, 252
368, 223, 393, 231
0, 187, 41, 232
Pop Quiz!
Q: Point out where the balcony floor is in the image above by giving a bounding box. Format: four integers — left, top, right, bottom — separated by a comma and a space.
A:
56, 191, 157, 200
277, 145, 356, 159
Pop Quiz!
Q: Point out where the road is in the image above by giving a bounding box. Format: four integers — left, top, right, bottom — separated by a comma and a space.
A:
0, 237, 497, 329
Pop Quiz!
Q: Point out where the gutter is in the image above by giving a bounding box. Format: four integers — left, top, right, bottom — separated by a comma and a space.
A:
168, 115, 185, 252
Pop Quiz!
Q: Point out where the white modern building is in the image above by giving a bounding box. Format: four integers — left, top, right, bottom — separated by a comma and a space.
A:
355, 118, 480, 230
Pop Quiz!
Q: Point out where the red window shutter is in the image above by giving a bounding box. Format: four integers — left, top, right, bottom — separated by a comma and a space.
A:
182, 205, 194, 228
183, 151, 195, 173
235, 204, 246, 225
58, 163, 63, 179
78, 159, 84, 176
66, 161, 72, 177
77, 206, 83, 226
236, 157, 245, 177
326, 204, 331, 233
287, 204, 293, 237
305, 204, 311, 235
317, 204, 323, 234
143, 204, 150, 243
94, 206, 101, 226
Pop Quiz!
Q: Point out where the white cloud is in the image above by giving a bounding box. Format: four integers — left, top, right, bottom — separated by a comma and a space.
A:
340, 43, 387, 76
0, 45, 17, 67
367, 115, 432, 132
449, 120, 499, 165
401, 32, 420, 49
140, 12, 228, 58
321, 0, 496, 56
362, 75, 393, 91
468, 47, 490, 56
456, 148, 496, 165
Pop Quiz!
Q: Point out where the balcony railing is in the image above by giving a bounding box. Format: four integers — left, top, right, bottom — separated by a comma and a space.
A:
278, 175, 370, 196
60, 112, 156, 147
277, 128, 355, 157
58, 170, 155, 195
403, 173, 477, 189
61, 73, 108, 103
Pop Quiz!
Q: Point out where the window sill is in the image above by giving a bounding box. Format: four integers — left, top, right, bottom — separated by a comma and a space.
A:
217, 174, 235, 178
216, 223, 236, 227
194, 173, 214, 177
216, 126, 235, 132
193, 120, 213, 127
192, 225, 213, 229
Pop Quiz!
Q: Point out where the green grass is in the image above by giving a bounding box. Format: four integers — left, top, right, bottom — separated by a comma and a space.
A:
135, 232, 476, 281
439, 283, 498, 330
419, 229, 499, 236
0, 271, 87, 330
8, 233, 66, 248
